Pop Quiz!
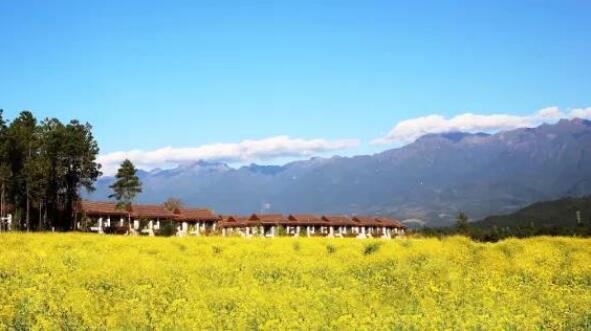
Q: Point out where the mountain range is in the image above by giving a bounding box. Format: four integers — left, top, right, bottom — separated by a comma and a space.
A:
87, 119, 591, 226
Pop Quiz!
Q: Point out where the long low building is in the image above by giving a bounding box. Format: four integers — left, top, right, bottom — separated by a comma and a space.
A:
77, 201, 219, 235
219, 214, 405, 238
77, 201, 406, 238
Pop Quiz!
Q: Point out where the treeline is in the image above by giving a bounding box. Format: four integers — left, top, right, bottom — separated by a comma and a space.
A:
417, 212, 591, 242
0, 110, 101, 231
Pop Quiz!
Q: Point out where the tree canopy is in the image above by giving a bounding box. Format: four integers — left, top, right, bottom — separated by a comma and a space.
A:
163, 197, 184, 212
455, 212, 470, 234
109, 159, 142, 211
0, 110, 101, 230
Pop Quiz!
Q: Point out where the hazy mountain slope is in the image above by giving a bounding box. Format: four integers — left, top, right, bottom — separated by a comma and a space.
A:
475, 195, 591, 228
88, 119, 591, 225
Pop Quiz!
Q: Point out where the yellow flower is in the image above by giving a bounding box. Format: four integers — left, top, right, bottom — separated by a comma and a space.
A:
0, 234, 589, 330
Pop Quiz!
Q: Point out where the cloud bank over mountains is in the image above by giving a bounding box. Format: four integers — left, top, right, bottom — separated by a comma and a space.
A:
98, 106, 591, 175
372, 107, 591, 145
98, 136, 359, 175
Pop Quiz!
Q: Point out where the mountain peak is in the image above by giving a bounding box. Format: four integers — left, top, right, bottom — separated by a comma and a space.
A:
178, 160, 225, 168
242, 164, 285, 175
561, 117, 591, 126
417, 131, 489, 143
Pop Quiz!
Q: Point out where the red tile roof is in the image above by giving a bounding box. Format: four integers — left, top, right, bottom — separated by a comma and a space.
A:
352, 216, 381, 226
248, 214, 288, 224
130, 204, 175, 219
288, 214, 323, 225
353, 216, 376, 226
174, 208, 218, 221
78, 201, 216, 221
375, 217, 406, 229
78, 201, 129, 216
219, 215, 249, 228
322, 215, 354, 226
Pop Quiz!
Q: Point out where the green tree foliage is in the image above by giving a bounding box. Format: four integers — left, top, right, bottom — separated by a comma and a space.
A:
417, 197, 591, 242
0, 163, 10, 220
455, 212, 470, 234
24, 156, 47, 229
6, 111, 38, 230
0, 110, 101, 231
109, 159, 142, 211
59, 120, 102, 229
0, 110, 10, 223
163, 197, 183, 212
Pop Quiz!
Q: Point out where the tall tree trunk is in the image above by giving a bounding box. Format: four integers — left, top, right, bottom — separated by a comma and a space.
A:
38, 199, 43, 231
65, 184, 75, 231
25, 190, 30, 232
43, 204, 48, 231
1, 183, 4, 233
73, 203, 77, 231
25, 142, 31, 232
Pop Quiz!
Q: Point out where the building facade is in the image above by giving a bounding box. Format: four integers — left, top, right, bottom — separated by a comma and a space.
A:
219, 214, 406, 238
77, 201, 406, 238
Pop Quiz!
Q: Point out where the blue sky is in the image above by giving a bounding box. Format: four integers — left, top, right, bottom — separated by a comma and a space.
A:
1, 1, 590, 174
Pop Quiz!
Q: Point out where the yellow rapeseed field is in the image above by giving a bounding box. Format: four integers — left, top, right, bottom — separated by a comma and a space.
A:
0, 234, 590, 330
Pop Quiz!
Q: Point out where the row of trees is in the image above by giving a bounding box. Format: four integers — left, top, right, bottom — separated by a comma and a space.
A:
417, 212, 591, 242
0, 110, 101, 231
0, 108, 174, 232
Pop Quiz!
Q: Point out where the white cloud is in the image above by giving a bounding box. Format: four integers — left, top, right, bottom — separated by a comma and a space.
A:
98, 106, 591, 175
98, 136, 359, 175
372, 107, 591, 145
570, 107, 591, 119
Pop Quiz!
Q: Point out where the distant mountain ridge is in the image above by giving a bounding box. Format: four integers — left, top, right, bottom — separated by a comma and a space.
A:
475, 195, 591, 229
88, 119, 591, 226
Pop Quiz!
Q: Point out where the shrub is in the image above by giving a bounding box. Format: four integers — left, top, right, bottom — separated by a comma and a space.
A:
212, 245, 223, 255
158, 222, 176, 236
104, 225, 129, 235
363, 242, 383, 255
326, 244, 337, 255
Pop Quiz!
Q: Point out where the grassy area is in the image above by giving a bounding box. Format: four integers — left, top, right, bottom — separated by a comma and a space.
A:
0, 234, 590, 330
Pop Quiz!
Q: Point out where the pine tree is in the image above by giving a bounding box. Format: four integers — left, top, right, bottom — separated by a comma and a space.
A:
24, 150, 50, 230
59, 120, 102, 230
0, 110, 10, 229
6, 111, 37, 230
109, 159, 142, 212
455, 212, 470, 234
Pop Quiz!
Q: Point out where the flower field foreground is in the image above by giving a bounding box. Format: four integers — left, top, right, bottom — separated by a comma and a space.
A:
0, 234, 590, 330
